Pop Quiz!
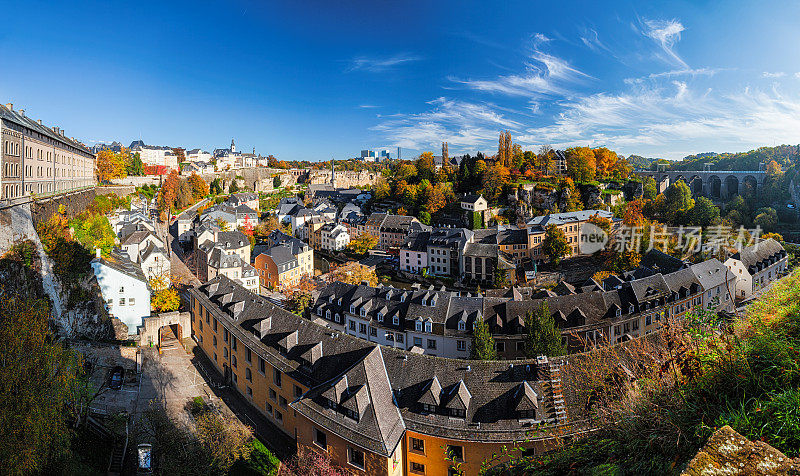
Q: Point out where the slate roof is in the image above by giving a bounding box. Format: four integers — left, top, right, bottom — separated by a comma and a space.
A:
259, 244, 299, 269
461, 194, 484, 204
0, 104, 92, 153
527, 209, 613, 227
640, 249, 687, 274
190, 275, 580, 452
93, 248, 148, 283
216, 230, 249, 249
731, 238, 786, 273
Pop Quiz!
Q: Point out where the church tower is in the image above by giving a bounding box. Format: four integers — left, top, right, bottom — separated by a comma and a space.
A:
231, 138, 236, 153
331, 159, 336, 188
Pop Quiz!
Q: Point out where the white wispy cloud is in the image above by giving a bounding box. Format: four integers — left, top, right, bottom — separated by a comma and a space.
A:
642, 19, 688, 68
516, 83, 800, 159
347, 53, 421, 72
624, 68, 723, 85
795, 72, 800, 79
371, 97, 521, 149
762, 71, 786, 78
358, 104, 381, 109
450, 45, 591, 97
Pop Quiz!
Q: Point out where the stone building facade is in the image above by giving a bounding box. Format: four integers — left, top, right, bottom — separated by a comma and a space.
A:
1, 103, 95, 200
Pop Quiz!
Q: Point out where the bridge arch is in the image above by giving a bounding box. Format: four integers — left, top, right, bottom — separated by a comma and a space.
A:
688, 175, 703, 196
708, 175, 721, 199
724, 175, 739, 200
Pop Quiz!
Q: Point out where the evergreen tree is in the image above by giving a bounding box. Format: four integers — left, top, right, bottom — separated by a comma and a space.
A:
523, 302, 566, 357
542, 224, 570, 265
471, 318, 497, 360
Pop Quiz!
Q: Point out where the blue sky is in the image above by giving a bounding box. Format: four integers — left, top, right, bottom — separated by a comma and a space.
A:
2, 1, 800, 161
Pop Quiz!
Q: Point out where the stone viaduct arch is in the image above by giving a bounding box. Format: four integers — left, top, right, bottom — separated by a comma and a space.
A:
635, 167, 766, 201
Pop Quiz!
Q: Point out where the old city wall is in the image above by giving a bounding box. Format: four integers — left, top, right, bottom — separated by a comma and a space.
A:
30, 188, 96, 227
308, 170, 378, 188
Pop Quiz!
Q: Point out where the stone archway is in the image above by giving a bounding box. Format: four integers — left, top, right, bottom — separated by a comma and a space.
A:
689, 175, 704, 196
708, 175, 721, 199
724, 175, 739, 200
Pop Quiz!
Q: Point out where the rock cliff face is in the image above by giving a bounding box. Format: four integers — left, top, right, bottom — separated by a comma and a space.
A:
578, 184, 603, 209
681, 425, 800, 475
515, 184, 572, 218
623, 181, 644, 201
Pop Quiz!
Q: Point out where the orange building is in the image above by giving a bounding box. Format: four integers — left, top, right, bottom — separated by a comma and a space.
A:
189, 276, 591, 476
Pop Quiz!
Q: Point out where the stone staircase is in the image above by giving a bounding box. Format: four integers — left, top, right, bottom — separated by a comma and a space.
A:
538, 357, 567, 423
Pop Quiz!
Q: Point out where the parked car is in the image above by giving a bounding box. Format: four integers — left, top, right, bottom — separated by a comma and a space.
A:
109, 366, 125, 390
137, 443, 153, 474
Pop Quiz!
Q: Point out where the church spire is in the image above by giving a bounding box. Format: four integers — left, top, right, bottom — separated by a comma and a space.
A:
231, 138, 236, 153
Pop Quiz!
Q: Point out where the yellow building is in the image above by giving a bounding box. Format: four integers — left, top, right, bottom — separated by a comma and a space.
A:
189, 276, 587, 476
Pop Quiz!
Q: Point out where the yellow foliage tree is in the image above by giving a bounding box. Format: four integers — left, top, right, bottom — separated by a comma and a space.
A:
328, 261, 379, 286
96, 149, 127, 182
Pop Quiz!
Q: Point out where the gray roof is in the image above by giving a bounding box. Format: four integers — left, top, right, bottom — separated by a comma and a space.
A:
216, 230, 249, 250
0, 104, 92, 154
527, 209, 613, 227
690, 258, 734, 291
190, 275, 578, 452
93, 248, 148, 283
731, 238, 785, 272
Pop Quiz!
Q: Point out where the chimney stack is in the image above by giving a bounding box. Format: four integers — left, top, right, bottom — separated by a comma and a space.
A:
19, 109, 25, 116
37, 119, 42, 125
4, 103, 11, 110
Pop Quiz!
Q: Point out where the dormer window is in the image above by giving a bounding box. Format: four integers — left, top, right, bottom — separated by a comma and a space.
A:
615, 308, 621, 317
449, 408, 466, 418
430, 297, 437, 307
328, 295, 334, 303
350, 305, 355, 314
415, 320, 423, 332
360, 308, 367, 317
326, 310, 331, 319
335, 313, 342, 323
337, 298, 342, 305
458, 321, 466, 331
316, 307, 322, 316
393, 316, 399, 325
401, 294, 406, 303
425, 321, 432, 333
377, 312, 383, 322
628, 305, 634, 314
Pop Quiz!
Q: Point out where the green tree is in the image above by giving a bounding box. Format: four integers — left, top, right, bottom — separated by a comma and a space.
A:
228, 180, 240, 194
418, 211, 431, 225
643, 176, 658, 200
471, 211, 484, 230
273, 176, 281, 188
690, 197, 720, 227
523, 302, 566, 357
663, 180, 694, 223
209, 178, 223, 195
126, 151, 144, 176
754, 207, 778, 231
493, 267, 509, 289
542, 224, 570, 265
0, 290, 81, 474
470, 318, 497, 360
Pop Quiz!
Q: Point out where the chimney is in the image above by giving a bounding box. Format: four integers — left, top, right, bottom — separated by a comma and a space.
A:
4, 103, 11, 110
19, 109, 25, 116
37, 119, 42, 125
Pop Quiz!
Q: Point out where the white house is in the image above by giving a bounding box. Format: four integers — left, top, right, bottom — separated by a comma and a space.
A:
92, 249, 151, 335
319, 223, 350, 251
186, 148, 213, 162
400, 231, 430, 274
120, 231, 164, 261
138, 242, 170, 282
724, 239, 789, 300
460, 193, 488, 212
